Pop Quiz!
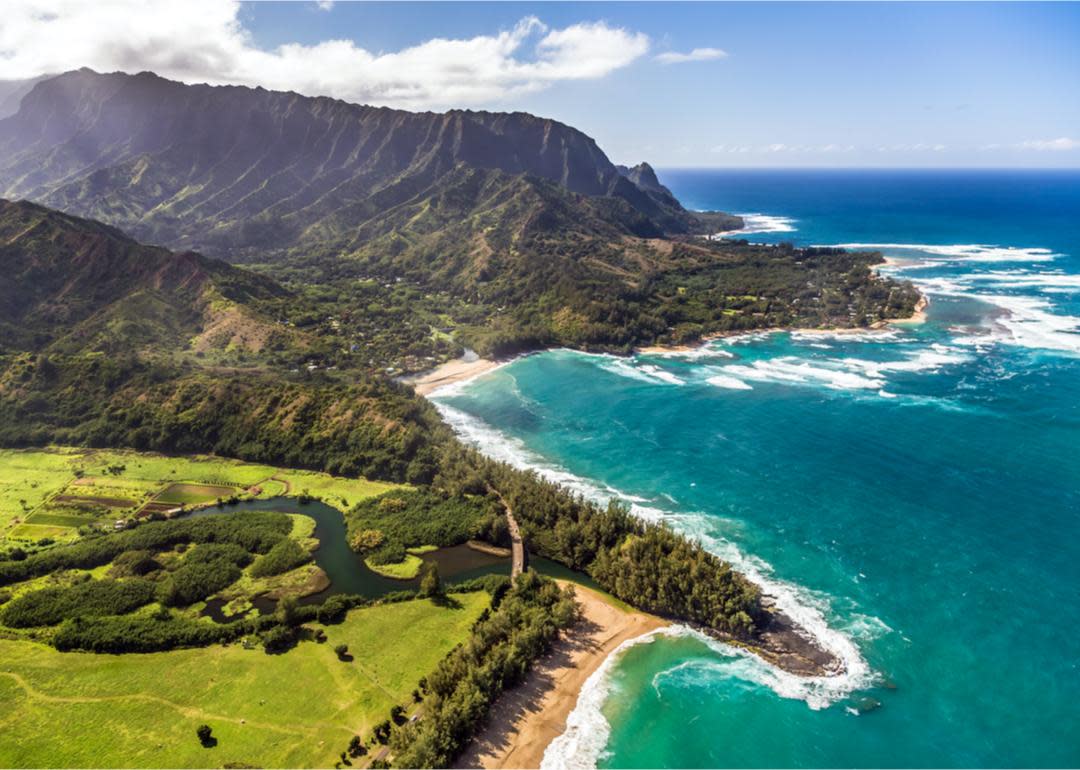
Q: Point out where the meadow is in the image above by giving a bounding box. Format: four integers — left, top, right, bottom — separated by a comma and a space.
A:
0, 593, 489, 768
0, 448, 403, 545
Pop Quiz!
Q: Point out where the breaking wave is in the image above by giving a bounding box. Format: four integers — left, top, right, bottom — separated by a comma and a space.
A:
430, 397, 879, 719
712, 213, 797, 238
831, 242, 1059, 264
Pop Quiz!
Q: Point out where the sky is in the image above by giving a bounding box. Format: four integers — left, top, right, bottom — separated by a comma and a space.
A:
2, 1, 1078, 168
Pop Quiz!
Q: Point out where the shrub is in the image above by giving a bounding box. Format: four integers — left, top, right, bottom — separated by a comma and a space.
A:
316, 595, 349, 625
157, 560, 242, 607
0, 512, 291, 587
1, 579, 157, 627
261, 625, 297, 654
250, 538, 309, 578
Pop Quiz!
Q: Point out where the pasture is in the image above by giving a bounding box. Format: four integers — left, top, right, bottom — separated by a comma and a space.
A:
0, 593, 489, 768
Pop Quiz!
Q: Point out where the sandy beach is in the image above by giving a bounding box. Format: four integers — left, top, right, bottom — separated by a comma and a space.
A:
455, 583, 667, 770
405, 356, 501, 396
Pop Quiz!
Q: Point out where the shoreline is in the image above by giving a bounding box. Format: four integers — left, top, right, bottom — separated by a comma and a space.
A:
455, 582, 668, 770
405, 289, 929, 391
403, 356, 503, 396
636, 294, 929, 356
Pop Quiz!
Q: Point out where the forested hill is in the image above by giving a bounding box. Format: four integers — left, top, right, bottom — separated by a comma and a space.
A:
0, 199, 291, 357
0, 69, 925, 366
0, 68, 736, 262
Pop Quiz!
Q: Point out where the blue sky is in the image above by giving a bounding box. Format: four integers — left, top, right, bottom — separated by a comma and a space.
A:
5, 1, 1079, 167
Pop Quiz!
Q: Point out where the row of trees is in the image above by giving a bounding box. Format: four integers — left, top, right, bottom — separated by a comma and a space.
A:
388, 572, 578, 768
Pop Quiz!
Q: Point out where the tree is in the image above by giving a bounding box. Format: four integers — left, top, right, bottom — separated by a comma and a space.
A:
334, 643, 349, 660
276, 595, 300, 626
373, 719, 392, 744
261, 625, 296, 654
390, 704, 405, 725
419, 563, 441, 598
348, 735, 366, 757
196, 724, 213, 746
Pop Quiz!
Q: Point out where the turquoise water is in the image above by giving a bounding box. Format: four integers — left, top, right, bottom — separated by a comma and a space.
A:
433, 170, 1080, 768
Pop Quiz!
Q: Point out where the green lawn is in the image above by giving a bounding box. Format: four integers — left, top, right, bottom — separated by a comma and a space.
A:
0, 448, 405, 544
155, 483, 241, 505
365, 545, 439, 580
270, 470, 402, 512
366, 554, 424, 580
0, 593, 489, 768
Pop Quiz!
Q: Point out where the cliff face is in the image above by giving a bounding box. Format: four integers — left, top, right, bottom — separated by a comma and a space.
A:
0, 69, 706, 260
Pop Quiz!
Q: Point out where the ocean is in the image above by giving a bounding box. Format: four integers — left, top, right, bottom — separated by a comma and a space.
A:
432, 169, 1080, 768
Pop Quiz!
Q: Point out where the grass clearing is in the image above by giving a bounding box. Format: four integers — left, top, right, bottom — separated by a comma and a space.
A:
364, 545, 439, 580
0, 593, 490, 768
155, 483, 239, 505
0, 448, 405, 545
365, 554, 424, 580
271, 470, 401, 512
0, 448, 87, 535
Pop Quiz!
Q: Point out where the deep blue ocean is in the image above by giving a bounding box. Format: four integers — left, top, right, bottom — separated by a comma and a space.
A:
434, 170, 1080, 768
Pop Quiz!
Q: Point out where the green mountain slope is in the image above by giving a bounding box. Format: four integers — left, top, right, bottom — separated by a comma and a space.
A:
0, 199, 288, 357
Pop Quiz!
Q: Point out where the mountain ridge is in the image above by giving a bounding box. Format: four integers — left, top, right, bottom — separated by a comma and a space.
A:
0, 69, 733, 262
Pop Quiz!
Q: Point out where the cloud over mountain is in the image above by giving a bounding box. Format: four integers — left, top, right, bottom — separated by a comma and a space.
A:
0, 1, 649, 108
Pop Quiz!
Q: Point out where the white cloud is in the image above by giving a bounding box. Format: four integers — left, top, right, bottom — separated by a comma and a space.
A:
655, 47, 727, 65
1017, 137, 1079, 151
0, 1, 649, 109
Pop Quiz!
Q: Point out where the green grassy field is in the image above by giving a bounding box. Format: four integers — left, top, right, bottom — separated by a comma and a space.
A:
271, 470, 401, 512
0, 448, 404, 545
0, 593, 489, 768
155, 483, 241, 505
365, 546, 439, 580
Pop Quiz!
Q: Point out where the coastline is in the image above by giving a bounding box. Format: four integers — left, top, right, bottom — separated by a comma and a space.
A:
455, 582, 668, 770
404, 356, 502, 396
636, 293, 929, 356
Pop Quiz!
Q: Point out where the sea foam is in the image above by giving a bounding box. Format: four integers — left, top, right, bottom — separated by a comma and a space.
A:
542, 617, 880, 770
829, 243, 1059, 264
712, 213, 798, 237
431, 398, 879, 716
